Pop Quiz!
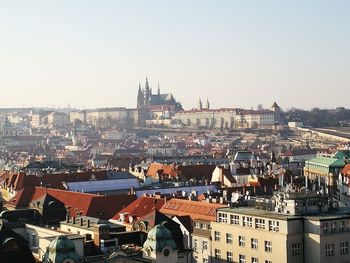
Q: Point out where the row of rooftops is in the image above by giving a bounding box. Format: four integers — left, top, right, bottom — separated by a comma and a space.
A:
177, 108, 275, 115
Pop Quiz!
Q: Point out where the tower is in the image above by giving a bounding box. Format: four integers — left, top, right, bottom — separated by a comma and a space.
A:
137, 83, 144, 108
205, 98, 210, 110
144, 77, 151, 105
198, 98, 203, 110
157, 83, 160, 95
143, 223, 178, 263
42, 236, 80, 263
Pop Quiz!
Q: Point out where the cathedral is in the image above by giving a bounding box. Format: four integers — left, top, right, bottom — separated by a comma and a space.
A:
137, 78, 183, 124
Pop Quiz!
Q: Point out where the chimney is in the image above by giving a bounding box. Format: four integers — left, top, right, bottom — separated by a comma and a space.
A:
66, 214, 70, 223
87, 219, 91, 228
80, 218, 84, 226
73, 217, 76, 224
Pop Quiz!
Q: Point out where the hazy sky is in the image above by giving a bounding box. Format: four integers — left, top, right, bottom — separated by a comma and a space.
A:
1, 1, 349, 110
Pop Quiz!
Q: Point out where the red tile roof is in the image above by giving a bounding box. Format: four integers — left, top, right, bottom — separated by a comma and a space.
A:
3, 170, 107, 190
160, 198, 226, 221
111, 196, 166, 222
7, 186, 136, 220
146, 163, 216, 181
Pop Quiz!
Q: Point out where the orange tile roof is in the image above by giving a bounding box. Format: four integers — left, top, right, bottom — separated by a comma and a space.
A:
160, 198, 226, 222
342, 164, 350, 176
146, 163, 178, 178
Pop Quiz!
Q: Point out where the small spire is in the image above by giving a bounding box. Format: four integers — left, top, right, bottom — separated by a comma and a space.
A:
157, 83, 160, 95
206, 98, 210, 109
198, 98, 203, 110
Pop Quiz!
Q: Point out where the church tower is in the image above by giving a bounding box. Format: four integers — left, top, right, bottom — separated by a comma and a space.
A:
205, 98, 210, 110
137, 83, 144, 108
198, 98, 203, 110
144, 77, 151, 105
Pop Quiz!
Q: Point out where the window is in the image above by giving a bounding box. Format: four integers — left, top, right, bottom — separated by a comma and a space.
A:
239, 255, 246, 263
219, 213, 228, 223
265, 261, 272, 263
325, 244, 334, 256
251, 238, 258, 249
203, 259, 208, 263
239, 236, 245, 247
194, 239, 198, 251
321, 222, 329, 234
330, 222, 336, 233
214, 231, 221, 241
215, 249, 221, 259
265, 241, 272, 252
203, 241, 208, 250
252, 257, 259, 263
226, 233, 233, 244
227, 252, 233, 262
230, 214, 240, 225
268, 220, 279, 232
340, 242, 349, 255
255, 218, 265, 229
292, 243, 301, 256
339, 221, 345, 232
243, 216, 253, 227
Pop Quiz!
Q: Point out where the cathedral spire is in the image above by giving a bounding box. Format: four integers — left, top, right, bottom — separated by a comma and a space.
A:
205, 98, 210, 109
198, 98, 203, 110
144, 77, 151, 105
157, 83, 160, 95
137, 82, 144, 108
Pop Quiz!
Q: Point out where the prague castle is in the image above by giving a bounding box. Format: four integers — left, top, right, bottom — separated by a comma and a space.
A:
137, 78, 183, 125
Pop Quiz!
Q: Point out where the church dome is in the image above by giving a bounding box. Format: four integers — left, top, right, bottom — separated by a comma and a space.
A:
48, 236, 75, 252
43, 236, 80, 263
143, 222, 177, 252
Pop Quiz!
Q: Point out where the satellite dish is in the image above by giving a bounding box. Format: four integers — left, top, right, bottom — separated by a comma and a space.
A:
128, 215, 134, 223
231, 192, 240, 203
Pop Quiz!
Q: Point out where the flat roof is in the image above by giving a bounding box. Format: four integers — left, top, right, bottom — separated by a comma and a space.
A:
217, 207, 300, 221
218, 207, 350, 221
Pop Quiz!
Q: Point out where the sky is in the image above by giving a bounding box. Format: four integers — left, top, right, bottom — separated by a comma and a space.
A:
0, 1, 350, 110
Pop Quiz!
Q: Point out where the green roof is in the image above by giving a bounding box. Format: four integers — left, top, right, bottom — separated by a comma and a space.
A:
143, 223, 177, 252
333, 150, 350, 160
306, 157, 345, 168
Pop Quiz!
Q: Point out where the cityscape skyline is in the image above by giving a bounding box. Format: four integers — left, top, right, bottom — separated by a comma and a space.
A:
1, 1, 350, 110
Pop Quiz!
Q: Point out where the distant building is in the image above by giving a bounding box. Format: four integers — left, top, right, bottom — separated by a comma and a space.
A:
173, 108, 275, 130
137, 78, 183, 125
47, 112, 69, 127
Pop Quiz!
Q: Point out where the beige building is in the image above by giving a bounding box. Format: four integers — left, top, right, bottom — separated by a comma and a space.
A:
211, 190, 350, 263
192, 219, 212, 263
47, 111, 69, 126
173, 108, 236, 129
211, 207, 303, 263
69, 108, 138, 127
173, 108, 275, 130
12, 223, 84, 261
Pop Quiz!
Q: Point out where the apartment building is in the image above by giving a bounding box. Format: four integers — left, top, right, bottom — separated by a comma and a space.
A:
211, 207, 303, 263
211, 189, 350, 263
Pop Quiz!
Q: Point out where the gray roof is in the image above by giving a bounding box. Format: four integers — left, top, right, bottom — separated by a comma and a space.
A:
65, 178, 141, 193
